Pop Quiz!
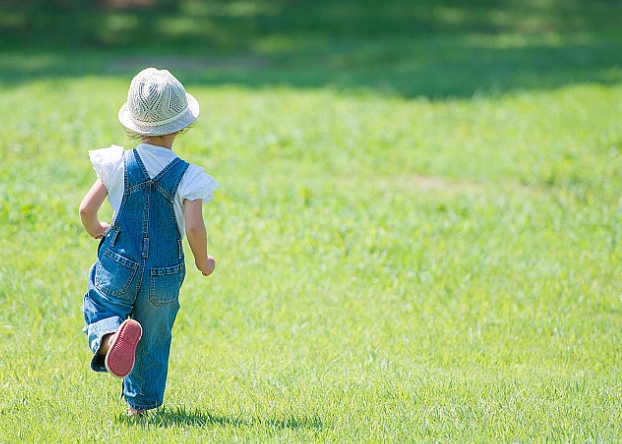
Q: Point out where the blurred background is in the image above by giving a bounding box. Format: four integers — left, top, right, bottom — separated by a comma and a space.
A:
0, 0, 621, 97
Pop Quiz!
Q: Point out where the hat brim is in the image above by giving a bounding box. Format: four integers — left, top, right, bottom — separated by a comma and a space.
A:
118, 92, 200, 136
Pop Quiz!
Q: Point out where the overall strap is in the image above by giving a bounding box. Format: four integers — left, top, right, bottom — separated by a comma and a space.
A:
123, 149, 151, 191
149, 155, 190, 201
107, 149, 150, 235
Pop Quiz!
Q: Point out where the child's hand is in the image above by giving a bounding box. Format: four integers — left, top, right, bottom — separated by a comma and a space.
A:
196, 255, 216, 276
90, 221, 110, 239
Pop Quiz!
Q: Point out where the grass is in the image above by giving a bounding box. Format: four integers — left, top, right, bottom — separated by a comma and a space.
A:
1, 1, 622, 442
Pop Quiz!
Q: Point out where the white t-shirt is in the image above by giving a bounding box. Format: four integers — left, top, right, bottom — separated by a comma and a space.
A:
89, 143, 219, 236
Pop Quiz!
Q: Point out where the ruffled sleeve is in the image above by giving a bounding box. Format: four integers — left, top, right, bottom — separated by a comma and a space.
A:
88, 145, 124, 191
180, 164, 219, 203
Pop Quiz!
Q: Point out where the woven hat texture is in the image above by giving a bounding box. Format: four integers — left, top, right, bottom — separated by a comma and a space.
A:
118, 68, 200, 136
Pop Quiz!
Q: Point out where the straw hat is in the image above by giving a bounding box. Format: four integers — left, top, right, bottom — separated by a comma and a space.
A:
118, 68, 200, 136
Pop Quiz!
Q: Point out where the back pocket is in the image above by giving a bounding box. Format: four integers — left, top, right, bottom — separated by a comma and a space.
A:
95, 249, 138, 297
150, 263, 185, 306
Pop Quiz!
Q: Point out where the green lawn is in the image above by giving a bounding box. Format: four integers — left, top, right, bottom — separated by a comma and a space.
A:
1, 1, 622, 442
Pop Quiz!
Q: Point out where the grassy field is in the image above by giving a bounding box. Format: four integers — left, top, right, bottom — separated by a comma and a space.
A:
1, 1, 622, 442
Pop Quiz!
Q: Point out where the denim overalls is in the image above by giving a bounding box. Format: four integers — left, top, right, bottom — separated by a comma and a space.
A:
83, 148, 189, 411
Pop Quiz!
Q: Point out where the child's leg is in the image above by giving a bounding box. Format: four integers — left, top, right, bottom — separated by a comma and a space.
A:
83, 265, 137, 372
121, 283, 181, 412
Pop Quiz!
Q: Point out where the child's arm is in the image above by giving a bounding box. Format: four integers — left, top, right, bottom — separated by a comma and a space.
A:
79, 178, 110, 239
183, 198, 216, 276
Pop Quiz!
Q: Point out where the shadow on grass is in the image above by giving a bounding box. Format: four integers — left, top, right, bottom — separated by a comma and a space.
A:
122, 406, 324, 431
2, 36, 621, 100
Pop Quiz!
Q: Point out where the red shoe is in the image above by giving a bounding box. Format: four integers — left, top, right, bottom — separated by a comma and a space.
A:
105, 319, 142, 378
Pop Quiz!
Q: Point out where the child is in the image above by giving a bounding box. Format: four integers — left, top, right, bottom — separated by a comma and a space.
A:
79, 67, 218, 418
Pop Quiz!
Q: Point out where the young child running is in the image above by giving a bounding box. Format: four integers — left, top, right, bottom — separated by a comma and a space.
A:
79, 67, 218, 418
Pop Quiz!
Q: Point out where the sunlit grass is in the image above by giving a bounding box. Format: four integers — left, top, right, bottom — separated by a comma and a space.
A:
1, 1, 622, 441
1, 74, 622, 441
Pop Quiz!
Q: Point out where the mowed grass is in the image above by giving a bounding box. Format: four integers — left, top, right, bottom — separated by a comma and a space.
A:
1, 73, 622, 441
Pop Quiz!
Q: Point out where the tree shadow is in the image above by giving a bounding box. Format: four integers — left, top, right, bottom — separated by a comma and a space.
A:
2, 37, 621, 100
122, 405, 324, 432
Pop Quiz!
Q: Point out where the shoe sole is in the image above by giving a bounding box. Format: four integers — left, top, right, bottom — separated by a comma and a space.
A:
105, 319, 142, 378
